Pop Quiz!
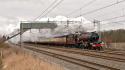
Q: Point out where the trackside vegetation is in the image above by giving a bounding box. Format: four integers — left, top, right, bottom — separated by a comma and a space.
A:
101, 29, 125, 43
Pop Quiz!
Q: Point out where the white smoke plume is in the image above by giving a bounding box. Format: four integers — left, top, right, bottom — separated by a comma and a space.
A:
2, 16, 95, 43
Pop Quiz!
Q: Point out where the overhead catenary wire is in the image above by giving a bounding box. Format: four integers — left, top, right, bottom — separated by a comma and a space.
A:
42, 0, 64, 17
100, 20, 125, 27
90, 14, 125, 25
93, 18, 125, 32
107, 20, 125, 23
100, 14, 125, 22
34, 0, 58, 20
91, 11, 125, 24
67, 0, 96, 16
76, 0, 125, 17
91, 14, 125, 31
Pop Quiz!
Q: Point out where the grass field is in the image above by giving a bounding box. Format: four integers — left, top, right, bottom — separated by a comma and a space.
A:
110, 43, 125, 50
0, 40, 10, 70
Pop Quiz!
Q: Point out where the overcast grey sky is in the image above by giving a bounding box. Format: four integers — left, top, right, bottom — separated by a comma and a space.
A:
0, 0, 125, 35
0, 0, 125, 19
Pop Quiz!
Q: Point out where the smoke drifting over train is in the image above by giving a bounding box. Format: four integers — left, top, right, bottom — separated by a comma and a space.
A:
8, 16, 94, 43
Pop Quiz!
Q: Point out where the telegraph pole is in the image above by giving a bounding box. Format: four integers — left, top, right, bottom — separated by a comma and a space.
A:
20, 23, 22, 47
66, 18, 69, 46
93, 19, 101, 41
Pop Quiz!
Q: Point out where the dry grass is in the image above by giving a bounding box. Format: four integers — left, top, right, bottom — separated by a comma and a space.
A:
0, 57, 2, 70
0, 37, 11, 70
2, 47, 64, 70
0, 43, 9, 49
0, 43, 8, 70
0, 40, 64, 70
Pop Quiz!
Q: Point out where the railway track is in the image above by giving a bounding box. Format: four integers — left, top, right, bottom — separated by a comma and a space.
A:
24, 46, 119, 70
73, 48, 125, 57
100, 50, 125, 56
81, 47, 125, 56
45, 46, 125, 62
25, 44, 125, 62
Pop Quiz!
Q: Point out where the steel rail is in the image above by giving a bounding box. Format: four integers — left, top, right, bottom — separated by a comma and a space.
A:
24, 46, 119, 70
